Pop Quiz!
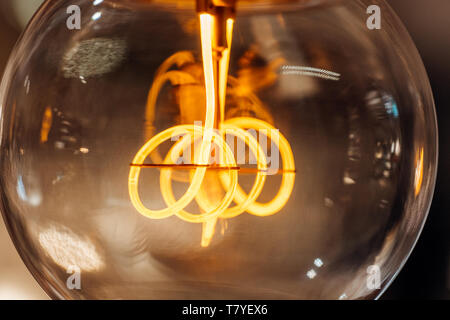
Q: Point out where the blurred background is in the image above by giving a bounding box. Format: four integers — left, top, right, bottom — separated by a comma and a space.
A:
0, 0, 448, 300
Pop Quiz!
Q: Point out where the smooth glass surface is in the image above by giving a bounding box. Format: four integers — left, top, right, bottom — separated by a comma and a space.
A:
0, 0, 437, 299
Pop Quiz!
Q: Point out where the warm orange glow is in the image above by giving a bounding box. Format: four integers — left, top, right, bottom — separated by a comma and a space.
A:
129, 12, 296, 247
414, 148, 424, 197
218, 18, 234, 123
40, 106, 53, 143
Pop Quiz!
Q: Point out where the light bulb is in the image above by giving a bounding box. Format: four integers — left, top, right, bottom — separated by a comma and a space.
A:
0, 0, 437, 299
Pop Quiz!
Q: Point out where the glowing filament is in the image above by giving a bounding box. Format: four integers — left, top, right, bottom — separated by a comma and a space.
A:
128, 13, 296, 247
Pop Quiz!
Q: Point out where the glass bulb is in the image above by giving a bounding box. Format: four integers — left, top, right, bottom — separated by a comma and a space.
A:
0, 0, 437, 299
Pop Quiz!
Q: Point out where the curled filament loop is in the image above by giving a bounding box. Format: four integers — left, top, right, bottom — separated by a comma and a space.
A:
128, 13, 296, 246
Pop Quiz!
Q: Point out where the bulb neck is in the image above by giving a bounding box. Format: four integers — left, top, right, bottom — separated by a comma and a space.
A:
196, 0, 237, 13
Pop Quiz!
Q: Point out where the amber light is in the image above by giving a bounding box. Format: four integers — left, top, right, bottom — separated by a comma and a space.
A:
128, 6, 296, 247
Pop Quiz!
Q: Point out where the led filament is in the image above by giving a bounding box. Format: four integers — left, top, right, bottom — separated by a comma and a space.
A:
128, 3, 296, 246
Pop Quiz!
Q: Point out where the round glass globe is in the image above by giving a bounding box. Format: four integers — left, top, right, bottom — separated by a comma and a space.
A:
0, 0, 437, 299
